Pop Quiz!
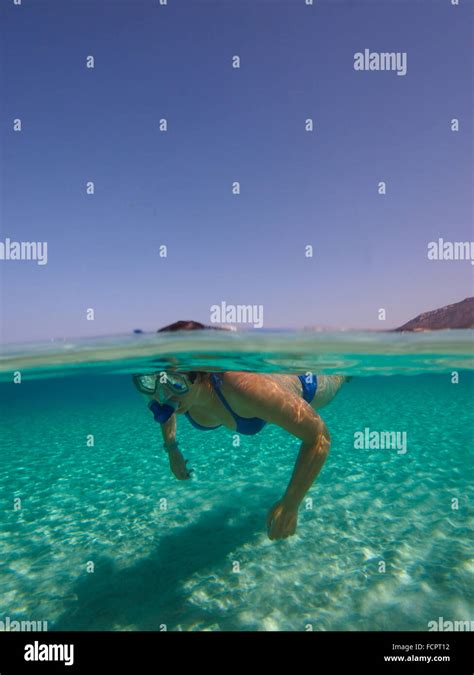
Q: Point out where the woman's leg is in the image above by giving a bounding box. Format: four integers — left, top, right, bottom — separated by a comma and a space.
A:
311, 375, 348, 409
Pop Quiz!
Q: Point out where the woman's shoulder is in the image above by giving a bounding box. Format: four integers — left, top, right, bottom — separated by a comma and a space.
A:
221, 371, 272, 390
220, 372, 289, 412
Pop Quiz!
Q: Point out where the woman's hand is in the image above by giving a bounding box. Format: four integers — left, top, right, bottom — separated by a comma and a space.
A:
266, 499, 298, 540
168, 447, 193, 480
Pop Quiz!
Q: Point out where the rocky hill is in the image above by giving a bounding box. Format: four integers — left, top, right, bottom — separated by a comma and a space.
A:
393, 297, 474, 331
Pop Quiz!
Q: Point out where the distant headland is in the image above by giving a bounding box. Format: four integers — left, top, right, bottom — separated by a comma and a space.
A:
393, 297, 474, 332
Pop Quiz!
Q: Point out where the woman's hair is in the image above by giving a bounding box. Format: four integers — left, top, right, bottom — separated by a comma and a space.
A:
157, 320, 224, 381
158, 320, 208, 333
158, 320, 224, 333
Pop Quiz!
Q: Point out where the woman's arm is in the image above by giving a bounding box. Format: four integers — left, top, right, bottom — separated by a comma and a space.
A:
223, 373, 330, 539
159, 414, 193, 480
266, 427, 330, 540
160, 414, 178, 450
281, 427, 330, 509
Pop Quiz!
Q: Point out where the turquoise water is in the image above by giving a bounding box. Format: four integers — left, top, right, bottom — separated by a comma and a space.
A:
1, 331, 473, 631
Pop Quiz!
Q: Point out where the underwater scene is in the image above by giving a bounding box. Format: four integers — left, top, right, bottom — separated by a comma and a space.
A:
1, 330, 473, 631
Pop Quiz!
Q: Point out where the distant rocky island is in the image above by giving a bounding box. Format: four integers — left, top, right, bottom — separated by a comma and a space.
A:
393, 297, 474, 332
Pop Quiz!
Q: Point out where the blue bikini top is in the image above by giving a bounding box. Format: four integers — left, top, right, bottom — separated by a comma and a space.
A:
185, 373, 317, 436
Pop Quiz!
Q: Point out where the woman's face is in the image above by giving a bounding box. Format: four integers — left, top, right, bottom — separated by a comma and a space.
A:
148, 372, 201, 413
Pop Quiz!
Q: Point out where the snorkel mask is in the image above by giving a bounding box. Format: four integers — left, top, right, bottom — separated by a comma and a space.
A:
132, 371, 191, 423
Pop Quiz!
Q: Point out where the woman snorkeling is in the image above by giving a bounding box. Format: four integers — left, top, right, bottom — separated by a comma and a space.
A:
133, 321, 349, 541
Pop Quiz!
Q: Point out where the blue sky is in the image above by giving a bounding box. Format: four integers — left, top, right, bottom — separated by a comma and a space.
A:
1, 0, 472, 343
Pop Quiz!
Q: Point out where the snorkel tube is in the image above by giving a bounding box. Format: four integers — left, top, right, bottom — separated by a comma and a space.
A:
133, 371, 191, 424
148, 399, 177, 423
132, 374, 179, 423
